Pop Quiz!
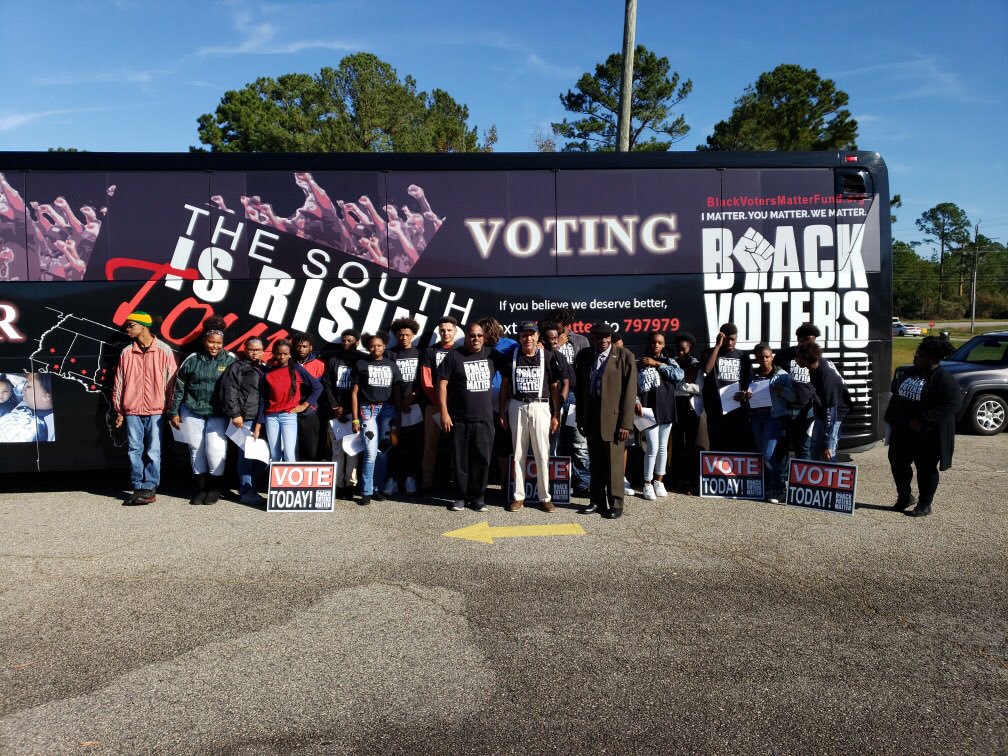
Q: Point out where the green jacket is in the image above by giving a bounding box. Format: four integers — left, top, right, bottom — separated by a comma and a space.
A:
170, 350, 235, 417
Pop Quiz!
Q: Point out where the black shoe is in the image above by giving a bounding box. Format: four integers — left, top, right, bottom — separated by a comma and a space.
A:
891, 494, 917, 512
133, 489, 156, 505
189, 474, 207, 505
204, 476, 223, 505
907, 504, 932, 517
372, 492, 386, 502
123, 490, 142, 506
605, 507, 623, 519
359, 496, 371, 506
579, 503, 598, 515
471, 499, 488, 512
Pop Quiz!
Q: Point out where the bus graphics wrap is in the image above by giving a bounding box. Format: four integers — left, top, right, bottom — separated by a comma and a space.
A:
0, 152, 890, 472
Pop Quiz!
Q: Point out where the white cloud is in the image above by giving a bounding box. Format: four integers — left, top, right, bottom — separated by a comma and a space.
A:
197, 3, 357, 56
33, 69, 166, 86
833, 56, 983, 104
0, 108, 104, 132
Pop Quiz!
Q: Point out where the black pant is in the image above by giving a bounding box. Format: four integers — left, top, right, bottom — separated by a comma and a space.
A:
888, 435, 941, 508
585, 404, 625, 509
296, 412, 320, 461
390, 422, 423, 485
670, 396, 700, 493
707, 407, 752, 452
451, 418, 493, 502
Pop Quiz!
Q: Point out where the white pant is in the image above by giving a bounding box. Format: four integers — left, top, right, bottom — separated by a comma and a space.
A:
180, 407, 228, 476
508, 399, 552, 503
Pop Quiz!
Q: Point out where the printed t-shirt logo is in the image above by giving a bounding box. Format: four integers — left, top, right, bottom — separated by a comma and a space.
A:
515, 365, 543, 395
463, 360, 492, 392
639, 366, 661, 394
789, 360, 811, 384
335, 365, 351, 389
368, 364, 393, 388
558, 343, 574, 364
717, 356, 741, 383
435, 351, 449, 367
396, 357, 418, 382
898, 376, 926, 402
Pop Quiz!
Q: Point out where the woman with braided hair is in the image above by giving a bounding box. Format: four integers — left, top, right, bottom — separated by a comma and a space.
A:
885, 335, 960, 517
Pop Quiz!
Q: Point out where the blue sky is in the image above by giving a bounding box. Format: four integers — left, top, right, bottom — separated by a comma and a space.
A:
2, 0, 1006, 250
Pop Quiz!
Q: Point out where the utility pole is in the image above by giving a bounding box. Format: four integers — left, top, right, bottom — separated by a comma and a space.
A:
970, 221, 980, 334
616, 0, 637, 152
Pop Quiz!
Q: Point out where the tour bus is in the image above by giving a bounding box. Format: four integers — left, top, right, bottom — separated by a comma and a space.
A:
0, 150, 891, 472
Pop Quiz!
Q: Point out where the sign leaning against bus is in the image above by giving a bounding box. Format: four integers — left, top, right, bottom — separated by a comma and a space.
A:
0, 151, 891, 472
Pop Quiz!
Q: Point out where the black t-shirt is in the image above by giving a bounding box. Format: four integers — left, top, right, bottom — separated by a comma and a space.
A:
438, 347, 499, 422
352, 357, 402, 405
389, 346, 420, 385
324, 350, 358, 413
509, 348, 564, 401
700, 346, 751, 412
418, 343, 457, 407
555, 332, 589, 390
774, 346, 815, 407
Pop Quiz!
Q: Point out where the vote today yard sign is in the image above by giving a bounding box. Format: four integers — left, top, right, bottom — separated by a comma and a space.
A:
699, 452, 764, 500
267, 462, 336, 512
507, 456, 572, 504
786, 459, 858, 515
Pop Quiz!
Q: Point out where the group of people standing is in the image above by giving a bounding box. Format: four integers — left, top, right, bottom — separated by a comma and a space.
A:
111, 307, 959, 520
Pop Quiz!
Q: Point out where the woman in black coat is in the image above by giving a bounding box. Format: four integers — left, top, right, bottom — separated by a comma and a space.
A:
885, 336, 960, 517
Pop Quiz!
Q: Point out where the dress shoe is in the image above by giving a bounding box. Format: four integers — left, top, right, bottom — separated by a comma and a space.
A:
506, 499, 524, 512
133, 489, 156, 505
541, 499, 555, 513
891, 494, 917, 512
578, 503, 598, 515
605, 508, 623, 519
906, 504, 932, 517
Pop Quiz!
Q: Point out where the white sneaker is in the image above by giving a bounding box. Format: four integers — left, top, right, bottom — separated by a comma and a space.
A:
652, 480, 668, 498
641, 483, 657, 500
623, 479, 634, 497
405, 477, 418, 495
382, 479, 397, 496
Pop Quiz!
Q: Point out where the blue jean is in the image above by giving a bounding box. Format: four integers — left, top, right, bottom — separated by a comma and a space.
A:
237, 439, 266, 493
751, 412, 787, 493
125, 414, 163, 490
642, 422, 673, 481
372, 402, 396, 489
359, 403, 382, 496
265, 412, 299, 462
558, 396, 591, 491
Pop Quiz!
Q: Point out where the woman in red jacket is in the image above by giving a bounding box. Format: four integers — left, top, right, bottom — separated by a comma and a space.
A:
253, 339, 323, 462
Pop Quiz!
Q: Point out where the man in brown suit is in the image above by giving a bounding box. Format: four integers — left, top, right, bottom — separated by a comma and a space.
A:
574, 323, 638, 518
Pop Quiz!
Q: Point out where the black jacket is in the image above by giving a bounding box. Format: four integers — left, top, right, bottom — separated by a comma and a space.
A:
885, 365, 960, 470
221, 359, 265, 421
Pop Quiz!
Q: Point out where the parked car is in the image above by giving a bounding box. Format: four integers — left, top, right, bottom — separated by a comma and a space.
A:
892, 319, 923, 337
941, 331, 1008, 435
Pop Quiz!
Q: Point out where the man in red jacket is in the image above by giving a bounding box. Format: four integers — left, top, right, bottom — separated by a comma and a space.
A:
112, 311, 177, 506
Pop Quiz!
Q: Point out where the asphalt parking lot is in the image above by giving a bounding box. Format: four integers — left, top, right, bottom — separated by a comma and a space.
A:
2, 435, 1006, 755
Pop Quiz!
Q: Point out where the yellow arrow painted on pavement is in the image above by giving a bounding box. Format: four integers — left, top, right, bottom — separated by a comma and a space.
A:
443, 521, 586, 544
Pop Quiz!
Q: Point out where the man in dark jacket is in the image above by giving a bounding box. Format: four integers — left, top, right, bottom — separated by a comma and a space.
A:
573, 322, 637, 518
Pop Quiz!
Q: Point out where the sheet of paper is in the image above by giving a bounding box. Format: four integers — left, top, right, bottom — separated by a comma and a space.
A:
170, 422, 189, 445
400, 404, 423, 428
243, 436, 271, 463
330, 419, 353, 441
633, 414, 656, 432
564, 404, 577, 428
719, 382, 742, 415
342, 431, 366, 456
225, 422, 252, 446
747, 380, 772, 409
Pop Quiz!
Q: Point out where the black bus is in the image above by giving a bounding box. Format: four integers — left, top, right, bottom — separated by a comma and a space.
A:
0, 150, 891, 472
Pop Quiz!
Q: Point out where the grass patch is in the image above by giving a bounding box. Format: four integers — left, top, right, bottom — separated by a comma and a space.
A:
891, 336, 967, 376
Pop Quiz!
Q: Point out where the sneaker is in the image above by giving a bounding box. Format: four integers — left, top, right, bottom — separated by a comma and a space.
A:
450, 500, 465, 512
641, 483, 657, 501
542, 499, 555, 513
359, 496, 371, 506
123, 489, 142, 506
652, 481, 668, 498
372, 492, 386, 502
907, 504, 931, 517
766, 495, 781, 504
891, 494, 917, 512
405, 477, 418, 495
506, 499, 524, 512
382, 479, 398, 496
134, 489, 156, 505
623, 479, 635, 497
472, 499, 489, 512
